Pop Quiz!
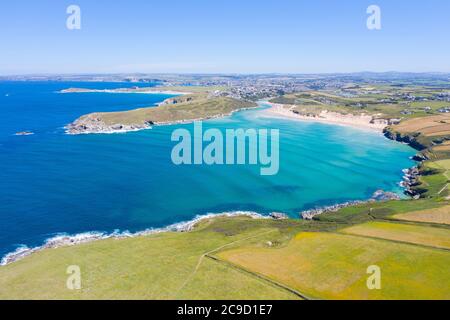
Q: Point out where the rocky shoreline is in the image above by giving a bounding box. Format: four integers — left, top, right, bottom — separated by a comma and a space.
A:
59, 87, 190, 95
300, 190, 401, 220
65, 106, 259, 135
401, 166, 421, 199
65, 115, 153, 135
382, 128, 429, 199
1, 211, 274, 266
383, 128, 428, 152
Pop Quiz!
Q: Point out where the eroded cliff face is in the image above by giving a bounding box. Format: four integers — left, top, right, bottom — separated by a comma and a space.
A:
383, 127, 429, 151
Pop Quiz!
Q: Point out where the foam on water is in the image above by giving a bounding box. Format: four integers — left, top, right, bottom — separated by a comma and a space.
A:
1, 211, 267, 265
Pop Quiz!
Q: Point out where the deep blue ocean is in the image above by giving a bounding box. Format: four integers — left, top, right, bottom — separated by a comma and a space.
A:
0, 81, 416, 259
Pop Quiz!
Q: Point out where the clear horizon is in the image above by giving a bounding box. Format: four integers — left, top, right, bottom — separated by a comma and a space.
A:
3, 71, 450, 78
1, 0, 450, 75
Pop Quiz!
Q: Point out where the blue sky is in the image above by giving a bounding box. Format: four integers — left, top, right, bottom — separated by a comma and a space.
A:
1, 0, 449, 74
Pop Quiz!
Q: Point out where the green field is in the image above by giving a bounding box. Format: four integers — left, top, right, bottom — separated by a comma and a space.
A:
216, 232, 450, 300
415, 160, 450, 198
1, 201, 449, 300
80, 96, 256, 126
0, 217, 332, 300
393, 205, 450, 224
341, 221, 450, 250
314, 198, 446, 224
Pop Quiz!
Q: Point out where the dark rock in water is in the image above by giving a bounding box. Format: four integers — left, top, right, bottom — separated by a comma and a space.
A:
401, 166, 422, 198
371, 190, 400, 201
270, 212, 288, 220
412, 154, 427, 162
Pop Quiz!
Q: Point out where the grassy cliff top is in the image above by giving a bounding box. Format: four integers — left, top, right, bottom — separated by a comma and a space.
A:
1, 199, 449, 300
93, 96, 255, 125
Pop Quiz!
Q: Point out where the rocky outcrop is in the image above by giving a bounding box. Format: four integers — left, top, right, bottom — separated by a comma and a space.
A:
270, 212, 289, 220
383, 128, 428, 151
401, 167, 422, 199
14, 131, 34, 136
66, 114, 153, 134
371, 190, 402, 201
300, 190, 401, 220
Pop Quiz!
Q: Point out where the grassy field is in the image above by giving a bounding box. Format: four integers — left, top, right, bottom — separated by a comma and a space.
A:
270, 86, 450, 121
384, 115, 450, 160
392, 114, 450, 137
393, 205, 450, 225
315, 198, 446, 224
415, 160, 450, 198
216, 232, 450, 300
434, 141, 450, 152
1, 202, 449, 299
90, 96, 256, 126
0, 217, 333, 300
341, 221, 450, 250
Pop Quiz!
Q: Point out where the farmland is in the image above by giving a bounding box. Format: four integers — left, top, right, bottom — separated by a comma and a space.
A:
393, 205, 450, 225
341, 221, 450, 250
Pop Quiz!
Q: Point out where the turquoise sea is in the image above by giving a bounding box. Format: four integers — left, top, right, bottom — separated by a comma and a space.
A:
0, 81, 416, 259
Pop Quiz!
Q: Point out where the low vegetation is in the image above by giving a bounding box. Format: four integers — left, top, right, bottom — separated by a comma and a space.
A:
393, 205, 450, 225
216, 232, 450, 300
341, 221, 450, 250
97, 95, 256, 126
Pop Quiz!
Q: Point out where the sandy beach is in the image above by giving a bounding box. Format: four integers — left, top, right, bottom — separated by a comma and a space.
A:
260, 102, 389, 132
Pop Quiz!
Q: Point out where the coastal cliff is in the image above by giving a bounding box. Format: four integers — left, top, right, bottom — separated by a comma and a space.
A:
66, 96, 257, 134
383, 127, 428, 151
383, 115, 450, 199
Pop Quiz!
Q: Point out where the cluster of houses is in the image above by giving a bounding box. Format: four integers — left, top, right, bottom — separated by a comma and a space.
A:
433, 92, 450, 102
437, 107, 450, 113
400, 105, 450, 115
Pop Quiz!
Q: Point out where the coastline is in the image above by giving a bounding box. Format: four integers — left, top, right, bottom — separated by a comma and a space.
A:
300, 190, 402, 220
65, 105, 260, 135
0, 211, 271, 266
260, 102, 389, 132
1, 187, 409, 266
59, 88, 191, 95
3, 101, 423, 267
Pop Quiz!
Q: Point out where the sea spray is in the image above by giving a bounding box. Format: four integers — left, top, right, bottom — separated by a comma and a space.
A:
1, 211, 270, 266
